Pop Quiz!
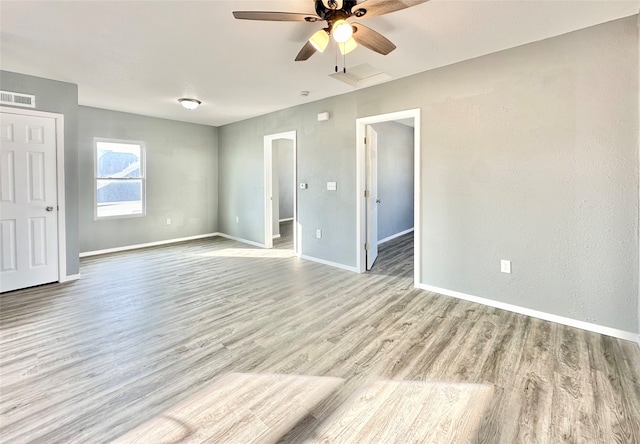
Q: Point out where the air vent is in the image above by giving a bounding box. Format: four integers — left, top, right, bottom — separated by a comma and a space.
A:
0, 91, 36, 108
329, 63, 391, 88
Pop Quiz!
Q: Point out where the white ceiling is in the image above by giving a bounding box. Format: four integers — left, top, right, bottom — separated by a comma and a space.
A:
1, 1, 638, 127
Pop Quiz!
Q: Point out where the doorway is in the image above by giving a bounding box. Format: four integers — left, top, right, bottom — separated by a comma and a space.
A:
0, 107, 67, 292
356, 109, 421, 284
264, 131, 298, 255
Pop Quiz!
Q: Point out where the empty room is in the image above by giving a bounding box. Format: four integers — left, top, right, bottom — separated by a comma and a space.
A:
1, 1, 639, 443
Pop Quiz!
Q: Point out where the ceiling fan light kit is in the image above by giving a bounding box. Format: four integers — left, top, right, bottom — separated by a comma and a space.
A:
339, 37, 358, 55
232, 0, 427, 62
309, 29, 330, 52
331, 19, 353, 43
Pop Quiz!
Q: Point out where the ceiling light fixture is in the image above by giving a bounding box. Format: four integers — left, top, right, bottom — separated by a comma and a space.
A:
309, 29, 330, 52
331, 19, 353, 43
178, 98, 201, 110
339, 37, 357, 55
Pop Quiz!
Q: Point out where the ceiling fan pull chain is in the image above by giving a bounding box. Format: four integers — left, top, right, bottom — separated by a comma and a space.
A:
343, 50, 346, 73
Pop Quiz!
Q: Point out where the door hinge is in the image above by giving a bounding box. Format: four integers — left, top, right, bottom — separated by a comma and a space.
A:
365, 242, 369, 251
364, 190, 370, 198
364, 137, 367, 145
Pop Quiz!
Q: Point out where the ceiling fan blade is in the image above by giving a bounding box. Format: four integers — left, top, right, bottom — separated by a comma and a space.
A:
295, 41, 317, 61
351, 23, 396, 55
352, 0, 429, 19
232, 11, 320, 22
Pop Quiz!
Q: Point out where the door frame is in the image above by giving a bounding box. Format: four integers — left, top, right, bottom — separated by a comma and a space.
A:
355, 109, 421, 285
263, 131, 298, 255
0, 106, 67, 283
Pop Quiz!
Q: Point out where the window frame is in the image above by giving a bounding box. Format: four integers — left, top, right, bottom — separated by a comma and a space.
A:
94, 137, 146, 220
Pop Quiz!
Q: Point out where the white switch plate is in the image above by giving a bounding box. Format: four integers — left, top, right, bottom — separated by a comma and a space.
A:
316, 229, 322, 239
166, 218, 171, 225
327, 181, 337, 191
236, 216, 239, 223
501, 260, 511, 274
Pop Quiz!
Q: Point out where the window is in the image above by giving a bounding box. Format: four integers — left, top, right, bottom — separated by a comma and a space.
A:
95, 138, 145, 219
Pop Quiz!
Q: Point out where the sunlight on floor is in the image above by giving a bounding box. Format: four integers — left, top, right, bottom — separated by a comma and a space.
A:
307, 380, 495, 443
113, 373, 494, 443
196, 248, 296, 259
112, 373, 344, 444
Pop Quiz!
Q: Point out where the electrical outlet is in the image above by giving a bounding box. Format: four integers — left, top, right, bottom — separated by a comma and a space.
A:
236, 216, 239, 223
166, 218, 171, 225
501, 260, 511, 274
316, 229, 322, 239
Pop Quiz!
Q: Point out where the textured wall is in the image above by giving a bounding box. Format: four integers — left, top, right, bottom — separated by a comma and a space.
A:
0, 71, 80, 276
372, 121, 414, 241
218, 95, 358, 266
276, 139, 294, 221
218, 17, 638, 333
78, 106, 218, 252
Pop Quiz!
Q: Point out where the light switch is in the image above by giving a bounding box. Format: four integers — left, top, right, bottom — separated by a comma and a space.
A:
327, 181, 337, 191
501, 260, 511, 274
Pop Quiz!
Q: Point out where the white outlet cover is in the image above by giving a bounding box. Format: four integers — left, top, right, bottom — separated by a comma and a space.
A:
500, 260, 511, 274
327, 181, 337, 191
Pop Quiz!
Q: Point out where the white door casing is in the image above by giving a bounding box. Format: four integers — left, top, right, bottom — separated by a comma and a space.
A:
1, 112, 59, 292
366, 125, 379, 270
355, 108, 420, 284
263, 131, 298, 255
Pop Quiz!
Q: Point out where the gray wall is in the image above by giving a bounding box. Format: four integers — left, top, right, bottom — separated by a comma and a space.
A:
218, 17, 638, 333
78, 106, 218, 252
371, 121, 414, 242
218, 96, 357, 264
0, 71, 80, 276
277, 139, 294, 221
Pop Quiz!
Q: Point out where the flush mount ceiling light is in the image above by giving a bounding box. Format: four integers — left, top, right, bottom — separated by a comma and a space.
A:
178, 98, 201, 110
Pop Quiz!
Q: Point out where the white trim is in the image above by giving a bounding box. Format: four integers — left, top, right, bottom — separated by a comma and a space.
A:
94, 137, 146, 220
279, 217, 294, 222
272, 234, 281, 239
215, 232, 266, 249
263, 131, 298, 255
356, 109, 421, 285
0, 107, 68, 284
60, 273, 81, 282
378, 227, 414, 245
419, 283, 639, 343
300, 255, 358, 273
80, 233, 218, 257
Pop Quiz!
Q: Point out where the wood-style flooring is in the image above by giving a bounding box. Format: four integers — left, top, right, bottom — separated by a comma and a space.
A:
1, 222, 639, 443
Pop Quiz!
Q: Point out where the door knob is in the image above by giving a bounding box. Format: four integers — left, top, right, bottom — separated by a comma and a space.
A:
46, 206, 54, 212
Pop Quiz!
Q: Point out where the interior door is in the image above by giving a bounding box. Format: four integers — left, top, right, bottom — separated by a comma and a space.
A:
1, 112, 59, 292
366, 125, 378, 270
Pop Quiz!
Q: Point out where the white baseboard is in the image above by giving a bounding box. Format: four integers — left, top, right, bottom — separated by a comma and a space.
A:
80, 233, 218, 257
272, 234, 281, 239
60, 273, 81, 282
379, 227, 414, 245
215, 232, 266, 248
418, 284, 639, 343
279, 217, 294, 222
301, 255, 358, 273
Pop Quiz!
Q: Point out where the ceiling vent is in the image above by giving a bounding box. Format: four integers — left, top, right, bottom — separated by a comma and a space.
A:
1, 91, 36, 108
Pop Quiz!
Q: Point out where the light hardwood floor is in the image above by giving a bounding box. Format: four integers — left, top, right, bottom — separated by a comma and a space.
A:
1, 223, 639, 443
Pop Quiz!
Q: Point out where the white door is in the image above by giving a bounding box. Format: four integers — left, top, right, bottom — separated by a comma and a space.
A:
366, 125, 378, 270
0, 112, 59, 292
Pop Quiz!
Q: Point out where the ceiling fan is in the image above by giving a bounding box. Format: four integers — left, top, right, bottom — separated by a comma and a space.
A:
233, 0, 429, 61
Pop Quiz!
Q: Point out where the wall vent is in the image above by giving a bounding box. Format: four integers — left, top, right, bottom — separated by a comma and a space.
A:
0, 91, 36, 108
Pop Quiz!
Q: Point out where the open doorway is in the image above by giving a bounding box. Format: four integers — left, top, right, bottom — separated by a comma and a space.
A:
264, 131, 299, 255
356, 109, 421, 285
